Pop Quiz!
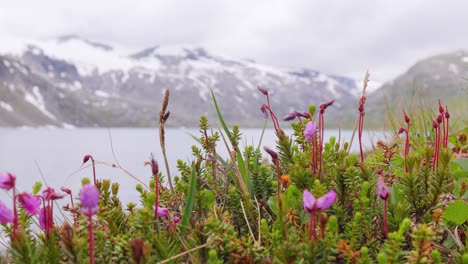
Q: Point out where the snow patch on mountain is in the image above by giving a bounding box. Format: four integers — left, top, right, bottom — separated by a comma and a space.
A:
24, 86, 56, 120
0, 101, 13, 112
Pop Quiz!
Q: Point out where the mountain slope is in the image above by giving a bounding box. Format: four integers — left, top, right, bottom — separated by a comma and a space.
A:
333, 51, 468, 129
0, 36, 358, 127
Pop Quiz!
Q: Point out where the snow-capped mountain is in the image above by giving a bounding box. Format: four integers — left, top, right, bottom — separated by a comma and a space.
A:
0, 35, 359, 127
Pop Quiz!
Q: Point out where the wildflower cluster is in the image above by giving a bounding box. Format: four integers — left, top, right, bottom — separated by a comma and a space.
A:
0, 84, 466, 263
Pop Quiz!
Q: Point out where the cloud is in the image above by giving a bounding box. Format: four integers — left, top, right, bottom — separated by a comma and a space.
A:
1, 0, 467, 82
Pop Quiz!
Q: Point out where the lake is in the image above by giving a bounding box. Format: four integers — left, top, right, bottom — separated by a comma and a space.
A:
0, 128, 389, 214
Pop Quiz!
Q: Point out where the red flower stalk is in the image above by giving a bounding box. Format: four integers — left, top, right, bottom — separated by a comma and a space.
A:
82, 155, 97, 185
61, 186, 76, 223
149, 154, 160, 231
258, 86, 282, 135
376, 177, 390, 238
318, 100, 335, 176
444, 106, 450, 148
401, 109, 411, 172
432, 120, 441, 171
264, 146, 282, 211
41, 187, 65, 239
438, 100, 446, 147
358, 96, 366, 163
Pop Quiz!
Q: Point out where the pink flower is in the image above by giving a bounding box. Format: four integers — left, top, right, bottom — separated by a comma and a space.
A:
303, 190, 317, 213
0, 172, 16, 191
0, 200, 13, 224
376, 177, 389, 200
173, 216, 180, 224
17, 192, 40, 215
303, 121, 317, 142
42, 187, 66, 201
303, 189, 337, 213
80, 184, 99, 216
153, 206, 169, 217
316, 190, 337, 211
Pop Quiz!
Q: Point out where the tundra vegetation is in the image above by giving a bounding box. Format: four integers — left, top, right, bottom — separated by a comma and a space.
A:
0, 74, 467, 263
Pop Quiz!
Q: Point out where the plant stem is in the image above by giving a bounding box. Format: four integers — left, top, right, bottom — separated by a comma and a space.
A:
12, 188, 18, 236
91, 158, 96, 185
383, 200, 388, 239
275, 159, 282, 212
154, 173, 159, 231
309, 211, 316, 240
88, 212, 95, 264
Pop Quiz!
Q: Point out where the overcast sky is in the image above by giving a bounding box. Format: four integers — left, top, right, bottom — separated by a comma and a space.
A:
1, 0, 467, 83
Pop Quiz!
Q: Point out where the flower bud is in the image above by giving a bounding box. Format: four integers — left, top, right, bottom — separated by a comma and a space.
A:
436, 114, 443, 124
149, 154, 159, 176
0, 172, 15, 191
283, 112, 297, 121
438, 99, 444, 114
376, 177, 389, 200
82, 155, 93, 165
263, 146, 278, 161
257, 86, 268, 95
296, 111, 311, 119
403, 109, 410, 124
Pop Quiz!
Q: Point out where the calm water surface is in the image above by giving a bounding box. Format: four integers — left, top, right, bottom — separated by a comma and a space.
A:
0, 128, 389, 209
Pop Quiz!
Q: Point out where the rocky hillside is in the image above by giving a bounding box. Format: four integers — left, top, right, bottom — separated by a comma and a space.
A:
337, 51, 468, 128
0, 35, 358, 128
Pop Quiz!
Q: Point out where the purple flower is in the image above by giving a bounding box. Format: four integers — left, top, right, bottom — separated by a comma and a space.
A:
303, 121, 317, 142
153, 206, 169, 217
80, 184, 100, 216
0, 172, 16, 191
0, 200, 13, 224
302, 190, 317, 213
173, 216, 180, 224
18, 192, 41, 215
316, 190, 337, 211
303, 189, 336, 213
376, 177, 389, 200
397, 127, 406, 135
